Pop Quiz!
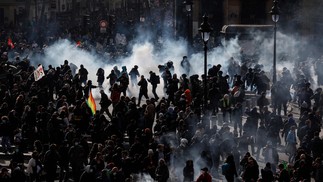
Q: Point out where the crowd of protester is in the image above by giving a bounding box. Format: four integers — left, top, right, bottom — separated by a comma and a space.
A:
0, 22, 323, 182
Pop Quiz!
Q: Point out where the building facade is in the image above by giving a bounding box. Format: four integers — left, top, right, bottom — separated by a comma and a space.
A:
0, 0, 318, 39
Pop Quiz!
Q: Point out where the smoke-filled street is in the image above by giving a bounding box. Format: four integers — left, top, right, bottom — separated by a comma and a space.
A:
0, 0, 323, 182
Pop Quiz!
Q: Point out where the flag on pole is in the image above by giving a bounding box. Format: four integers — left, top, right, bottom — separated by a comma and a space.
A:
86, 89, 96, 116
34, 64, 45, 81
7, 38, 14, 49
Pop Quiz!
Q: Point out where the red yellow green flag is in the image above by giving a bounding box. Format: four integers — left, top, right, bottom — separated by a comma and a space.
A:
86, 89, 96, 116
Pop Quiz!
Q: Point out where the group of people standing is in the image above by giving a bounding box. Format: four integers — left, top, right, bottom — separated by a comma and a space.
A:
0, 24, 323, 182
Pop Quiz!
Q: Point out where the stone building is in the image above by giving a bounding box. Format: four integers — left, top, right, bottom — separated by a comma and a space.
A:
0, 0, 320, 40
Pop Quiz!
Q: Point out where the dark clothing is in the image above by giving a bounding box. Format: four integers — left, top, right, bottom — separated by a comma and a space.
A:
242, 164, 259, 182
43, 149, 59, 182
79, 171, 96, 182
155, 164, 169, 182
79, 67, 88, 84
108, 171, 124, 182
129, 67, 140, 86
311, 136, 323, 159
314, 162, 323, 182
69, 144, 87, 182
142, 155, 157, 179
99, 91, 112, 118
100, 92, 112, 108
117, 75, 129, 96
224, 162, 238, 182
257, 95, 270, 111
138, 78, 149, 105
83, 84, 97, 99
183, 165, 194, 182
277, 169, 290, 182
96, 68, 105, 86
11, 167, 26, 182
181, 58, 191, 75
58, 145, 70, 182
148, 73, 159, 100
261, 167, 274, 182
107, 72, 118, 86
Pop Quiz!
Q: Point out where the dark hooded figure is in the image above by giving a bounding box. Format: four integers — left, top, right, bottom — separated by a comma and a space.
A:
181, 56, 191, 75
107, 69, 118, 87
217, 71, 230, 95
242, 157, 259, 182
117, 72, 129, 96
223, 154, 238, 182
274, 81, 291, 116
162, 67, 172, 89
253, 71, 270, 95
277, 163, 290, 182
261, 162, 274, 182
78, 64, 88, 85
79, 165, 96, 182
244, 68, 254, 91
148, 71, 160, 100
155, 159, 169, 182
129, 65, 140, 87
43, 144, 59, 182
83, 80, 97, 99
138, 75, 149, 106
96, 67, 105, 87
257, 92, 270, 113
99, 90, 112, 119
244, 107, 260, 138
183, 159, 194, 182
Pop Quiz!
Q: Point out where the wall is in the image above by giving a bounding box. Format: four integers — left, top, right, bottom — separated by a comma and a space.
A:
223, 0, 240, 25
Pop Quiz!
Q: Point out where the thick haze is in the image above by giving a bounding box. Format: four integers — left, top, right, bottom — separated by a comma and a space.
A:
27, 26, 319, 92
10, 3, 322, 181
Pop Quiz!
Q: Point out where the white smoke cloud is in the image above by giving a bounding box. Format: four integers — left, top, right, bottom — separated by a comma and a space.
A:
20, 22, 323, 182
24, 23, 321, 104
132, 173, 155, 182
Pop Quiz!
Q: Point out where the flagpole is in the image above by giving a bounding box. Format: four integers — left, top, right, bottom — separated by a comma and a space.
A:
88, 81, 91, 97
28, 71, 35, 80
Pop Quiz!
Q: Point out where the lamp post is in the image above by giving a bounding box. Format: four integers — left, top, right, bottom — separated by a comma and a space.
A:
270, 0, 280, 84
137, 0, 141, 23
183, 0, 193, 46
198, 14, 212, 111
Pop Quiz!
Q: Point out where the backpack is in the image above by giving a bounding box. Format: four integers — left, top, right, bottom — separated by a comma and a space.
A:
156, 75, 160, 84
221, 162, 230, 175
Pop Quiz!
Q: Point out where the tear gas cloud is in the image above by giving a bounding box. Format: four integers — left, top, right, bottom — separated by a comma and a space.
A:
28, 25, 320, 92
27, 33, 190, 99
22, 23, 321, 181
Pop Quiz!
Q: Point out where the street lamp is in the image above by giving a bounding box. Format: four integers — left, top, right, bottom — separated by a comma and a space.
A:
137, 0, 141, 23
270, 0, 280, 84
198, 14, 212, 111
183, 0, 193, 12
183, 0, 193, 46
